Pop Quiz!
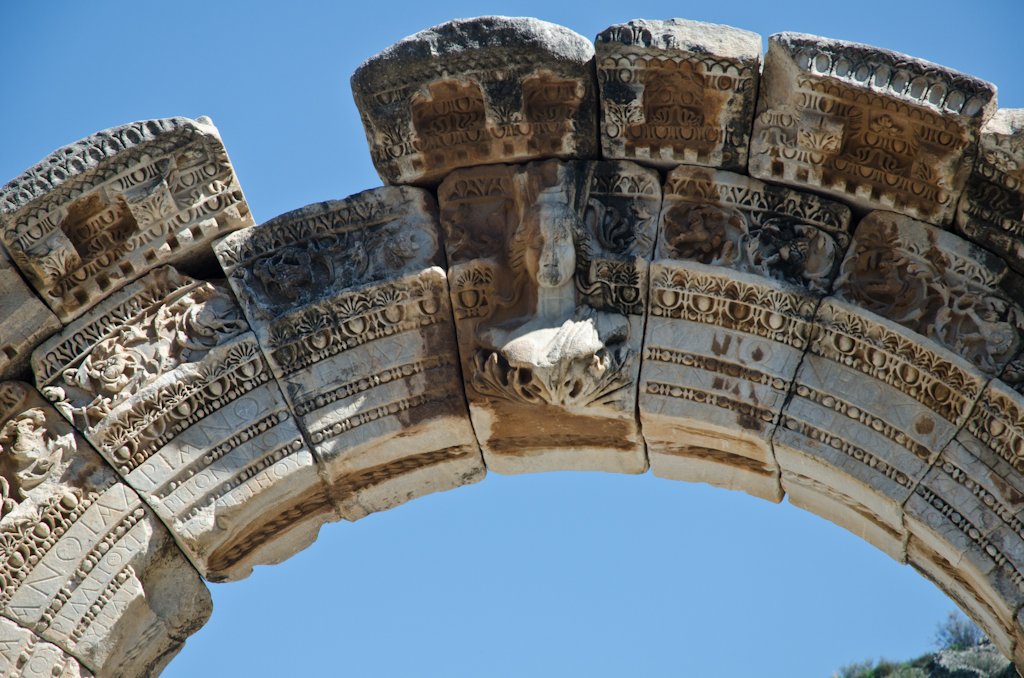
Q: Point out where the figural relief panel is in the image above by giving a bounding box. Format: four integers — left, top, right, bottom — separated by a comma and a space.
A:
0, 381, 211, 678
595, 18, 761, 171
0, 248, 61, 382
351, 16, 598, 186
214, 187, 483, 522
439, 159, 659, 474
639, 167, 851, 503
956, 109, 1024, 274
749, 33, 997, 226
0, 118, 254, 323
30, 267, 334, 582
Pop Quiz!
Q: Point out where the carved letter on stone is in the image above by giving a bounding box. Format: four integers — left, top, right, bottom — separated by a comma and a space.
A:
440, 159, 658, 474
0, 381, 211, 677
595, 19, 761, 171
215, 187, 483, 522
748, 33, 997, 225
31, 268, 334, 582
352, 17, 598, 186
0, 118, 255, 322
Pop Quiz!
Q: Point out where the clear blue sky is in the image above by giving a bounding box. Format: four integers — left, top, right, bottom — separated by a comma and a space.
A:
3, 2, 1023, 676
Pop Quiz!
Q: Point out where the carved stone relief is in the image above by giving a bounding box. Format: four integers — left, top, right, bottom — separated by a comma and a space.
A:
639, 168, 849, 502
0, 381, 211, 678
833, 211, 1024, 377
30, 267, 335, 582
215, 187, 483, 521
595, 19, 761, 171
0, 118, 254, 323
0, 616, 92, 678
440, 159, 657, 474
351, 16, 598, 186
749, 33, 997, 225
0, 249, 61, 382
956, 109, 1024, 274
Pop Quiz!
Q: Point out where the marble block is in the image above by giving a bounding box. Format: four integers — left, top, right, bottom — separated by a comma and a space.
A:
0, 616, 93, 678
0, 248, 60, 381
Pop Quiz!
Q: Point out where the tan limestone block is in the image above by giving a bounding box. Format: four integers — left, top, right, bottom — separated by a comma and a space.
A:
215, 189, 483, 522
352, 17, 598, 186
834, 211, 1024, 377
640, 261, 819, 503
0, 382, 211, 678
0, 118, 254, 323
656, 166, 852, 295
0, 616, 93, 678
0, 248, 60, 381
909, 536, 1015, 659
957, 109, 1024, 274
440, 160, 655, 475
31, 268, 337, 582
595, 19, 761, 171
749, 33, 997, 225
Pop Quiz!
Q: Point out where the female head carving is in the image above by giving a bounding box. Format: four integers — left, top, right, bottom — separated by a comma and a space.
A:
510, 202, 583, 290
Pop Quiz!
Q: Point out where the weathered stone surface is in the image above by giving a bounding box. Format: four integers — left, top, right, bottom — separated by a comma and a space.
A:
775, 297, 990, 563
749, 33, 997, 225
0, 616, 93, 678
833, 211, 1024, 377
440, 159, 655, 474
352, 16, 598, 186
0, 118, 254, 323
0, 249, 60, 381
957, 109, 1024, 274
215, 188, 483, 521
31, 268, 335, 582
0, 381, 211, 677
595, 19, 761, 171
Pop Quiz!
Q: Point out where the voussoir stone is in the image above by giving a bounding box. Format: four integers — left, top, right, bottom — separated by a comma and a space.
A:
214, 187, 484, 522
31, 267, 336, 582
749, 33, 997, 225
0, 615, 93, 678
0, 381, 212, 678
956, 109, 1024, 274
0, 117, 254, 323
440, 159, 658, 474
0, 247, 61, 382
639, 167, 851, 503
352, 16, 598, 186
595, 18, 761, 171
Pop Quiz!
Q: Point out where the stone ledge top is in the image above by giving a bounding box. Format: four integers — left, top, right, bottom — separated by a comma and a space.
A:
769, 32, 997, 120
596, 18, 761, 61
0, 116, 221, 216
351, 16, 594, 93
985, 108, 1024, 137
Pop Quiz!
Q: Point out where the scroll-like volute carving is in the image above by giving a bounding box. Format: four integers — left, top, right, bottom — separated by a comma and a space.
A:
440, 159, 657, 474
0, 616, 93, 677
834, 211, 1024, 377
749, 33, 997, 226
957, 109, 1024, 273
639, 168, 850, 502
0, 381, 212, 678
0, 118, 254, 323
0, 249, 60, 381
896, 379, 1024, 659
215, 188, 483, 522
775, 297, 989, 563
595, 19, 761, 171
351, 16, 598, 186
30, 268, 334, 582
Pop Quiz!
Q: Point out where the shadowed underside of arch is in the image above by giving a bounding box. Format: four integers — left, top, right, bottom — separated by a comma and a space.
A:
0, 14, 1023, 678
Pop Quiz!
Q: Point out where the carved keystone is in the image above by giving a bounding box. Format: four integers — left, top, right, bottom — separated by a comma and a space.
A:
440, 159, 658, 474
352, 16, 598, 186
0, 247, 60, 381
31, 268, 335, 582
956, 109, 1024, 274
0, 118, 255, 323
749, 33, 997, 225
595, 18, 761, 171
215, 187, 483, 522
0, 381, 211, 678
